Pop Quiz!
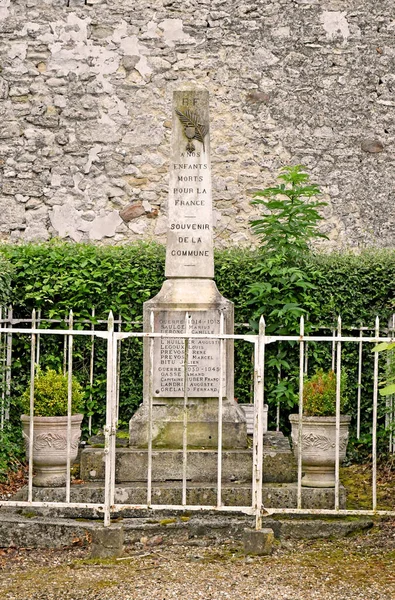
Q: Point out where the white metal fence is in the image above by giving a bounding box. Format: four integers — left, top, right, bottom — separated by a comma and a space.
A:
0, 310, 394, 528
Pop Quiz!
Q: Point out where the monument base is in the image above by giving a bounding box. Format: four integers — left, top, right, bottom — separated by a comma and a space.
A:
130, 277, 247, 449
129, 398, 247, 449
81, 434, 296, 483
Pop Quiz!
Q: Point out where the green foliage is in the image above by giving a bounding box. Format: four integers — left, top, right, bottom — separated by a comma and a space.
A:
250, 165, 327, 254
1, 240, 165, 430
0, 423, 24, 481
0, 253, 13, 307
303, 369, 348, 416
0, 240, 393, 453
247, 164, 394, 441
373, 341, 395, 396
20, 368, 84, 416
1, 239, 164, 316
248, 165, 328, 419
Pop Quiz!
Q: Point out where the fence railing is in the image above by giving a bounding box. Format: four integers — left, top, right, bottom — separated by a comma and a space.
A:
0, 310, 394, 528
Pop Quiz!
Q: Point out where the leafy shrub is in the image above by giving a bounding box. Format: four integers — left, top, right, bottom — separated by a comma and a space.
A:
373, 340, 395, 397
20, 368, 84, 416
0, 423, 24, 481
250, 164, 327, 254
0, 241, 393, 438
0, 253, 13, 307
303, 369, 348, 416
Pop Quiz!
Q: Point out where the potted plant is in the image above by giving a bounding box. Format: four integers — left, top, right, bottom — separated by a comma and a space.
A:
20, 368, 84, 487
289, 369, 350, 488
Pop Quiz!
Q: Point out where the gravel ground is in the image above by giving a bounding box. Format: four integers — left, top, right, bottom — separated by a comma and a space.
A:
0, 520, 394, 600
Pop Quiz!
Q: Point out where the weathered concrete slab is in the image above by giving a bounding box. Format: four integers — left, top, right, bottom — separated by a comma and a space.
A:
0, 512, 374, 549
0, 513, 97, 549
9, 482, 347, 514
80, 444, 296, 484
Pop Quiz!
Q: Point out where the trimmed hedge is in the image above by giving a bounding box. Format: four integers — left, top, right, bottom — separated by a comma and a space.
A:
2, 241, 394, 328
0, 242, 394, 442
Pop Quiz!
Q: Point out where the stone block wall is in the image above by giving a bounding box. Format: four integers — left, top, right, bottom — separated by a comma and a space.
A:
0, 0, 393, 248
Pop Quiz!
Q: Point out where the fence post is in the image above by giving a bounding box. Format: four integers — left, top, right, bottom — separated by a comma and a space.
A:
297, 315, 305, 510
387, 315, 395, 454
27, 309, 36, 504
88, 307, 95, 437
147, 311, 154, 507
357, 326, 363, 439
104, 311, 116, 526
65, 310, 73, 504
372, 316, 379, 510
253, 316, 265, 530
217, 312, 225, 508
335, 315, 342, 511
182, 312, 190, 507
5, 305, 12, 422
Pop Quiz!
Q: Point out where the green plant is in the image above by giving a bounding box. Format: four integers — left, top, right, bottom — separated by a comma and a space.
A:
303, 369, 348, 416
0, 253, 13, 307
248, 165, 328, 331
250, 164, 328, 254
0, 423, 24, 481
20, 368, 84, 417
248, 165, 328, 416
373, 341, 395, 397
0, 241, 393, 440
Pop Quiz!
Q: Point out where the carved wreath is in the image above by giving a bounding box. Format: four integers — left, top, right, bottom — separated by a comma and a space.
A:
292, 431, 349, 452
175, 109, 207, 152
23, 431, 81, 451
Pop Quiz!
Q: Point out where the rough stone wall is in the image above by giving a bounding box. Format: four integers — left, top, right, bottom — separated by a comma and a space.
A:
0, 0, 393, 249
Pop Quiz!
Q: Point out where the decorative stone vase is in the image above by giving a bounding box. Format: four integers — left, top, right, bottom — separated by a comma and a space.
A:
289, 414, 351, 488
21, 414, 83, 487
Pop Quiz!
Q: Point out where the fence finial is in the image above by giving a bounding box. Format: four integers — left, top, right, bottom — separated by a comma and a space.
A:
259, 315, 265, 335
299, 314, 304, 337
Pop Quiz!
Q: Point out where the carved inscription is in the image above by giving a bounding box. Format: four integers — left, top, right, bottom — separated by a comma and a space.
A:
165, 90, 214, 279
152, 310, 225, 398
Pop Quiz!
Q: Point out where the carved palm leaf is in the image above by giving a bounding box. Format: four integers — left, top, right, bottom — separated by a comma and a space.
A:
175, 109, 207, 149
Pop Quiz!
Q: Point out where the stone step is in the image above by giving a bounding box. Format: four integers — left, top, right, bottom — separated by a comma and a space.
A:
0, 511, 373, 549
81, 435, 296, 485
10, 482, 346, 516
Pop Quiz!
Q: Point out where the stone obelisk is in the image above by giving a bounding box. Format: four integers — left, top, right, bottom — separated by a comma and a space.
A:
129, 86, 246, 449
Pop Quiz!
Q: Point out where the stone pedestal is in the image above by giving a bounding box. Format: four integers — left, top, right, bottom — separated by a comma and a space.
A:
129, 278, 247, 448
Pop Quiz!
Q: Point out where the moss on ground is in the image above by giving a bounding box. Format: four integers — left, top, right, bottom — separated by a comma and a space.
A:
341, 462, 395, 510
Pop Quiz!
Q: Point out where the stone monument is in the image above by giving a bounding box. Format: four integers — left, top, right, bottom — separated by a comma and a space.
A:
129, 86, 247, 449
78, 89, 339, 510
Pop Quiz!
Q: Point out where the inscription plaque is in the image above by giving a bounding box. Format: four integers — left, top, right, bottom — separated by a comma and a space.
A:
153, 309, 225, 398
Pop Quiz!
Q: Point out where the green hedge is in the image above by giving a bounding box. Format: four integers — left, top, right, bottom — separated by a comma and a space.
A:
0, 242, 394, 445
3, 241, 393, 330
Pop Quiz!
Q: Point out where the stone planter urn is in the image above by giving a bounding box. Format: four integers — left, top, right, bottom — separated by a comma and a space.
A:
289, 414, 351, 488
21, 414, 83, 487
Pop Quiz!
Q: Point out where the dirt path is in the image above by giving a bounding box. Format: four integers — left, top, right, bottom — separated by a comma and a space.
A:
0, 520, 394, 600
